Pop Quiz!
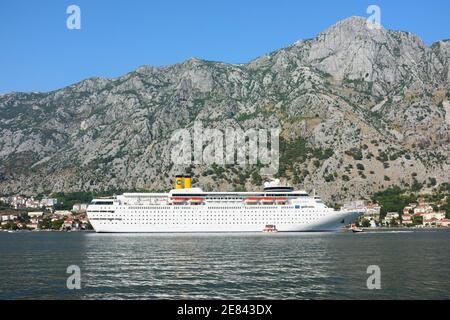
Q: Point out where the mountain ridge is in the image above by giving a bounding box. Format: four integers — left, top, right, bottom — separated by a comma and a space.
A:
1, 16, 449, 203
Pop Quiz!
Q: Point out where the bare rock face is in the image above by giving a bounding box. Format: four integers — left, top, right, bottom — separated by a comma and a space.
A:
432, 40, 450, 82
0, 17, 449, 203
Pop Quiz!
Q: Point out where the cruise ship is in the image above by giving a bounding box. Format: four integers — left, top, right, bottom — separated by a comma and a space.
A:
86, 175, 363, 233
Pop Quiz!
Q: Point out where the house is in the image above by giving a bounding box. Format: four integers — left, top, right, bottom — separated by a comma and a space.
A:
72, 203, 88, 213
366, 204, 381, 212
403, 206, 415, 215
343, 200, 366, 210
79, 216, 89, 224
368, 218, 377, 228
414, 204, 434, 215
25, 199, 40, 208
343, 201, 381, 222
364, 204, 381, 221
1, 214, 18, 221
402, 214, 414, 226
54, 210, 71, 217
16, 222, 25, 229
422, 211, 446, 221
383, 212, 400, 225
63, 219, 74, 229
30, 218, 40, 224
26, 223, 38, 230
28, 212, 44, 218
11, 196, 26, 209
40, 198, 58, 207
437, 219, 450, 228
423, 218, 438, 227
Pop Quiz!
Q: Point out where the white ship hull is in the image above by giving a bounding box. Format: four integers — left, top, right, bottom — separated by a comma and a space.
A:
87, 180, 363, 233
88, 205, 362, 233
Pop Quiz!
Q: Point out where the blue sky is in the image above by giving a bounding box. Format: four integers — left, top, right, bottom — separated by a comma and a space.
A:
1, 0, 449, 93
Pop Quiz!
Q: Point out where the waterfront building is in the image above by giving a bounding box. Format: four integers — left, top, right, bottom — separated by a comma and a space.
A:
422, 211, 446, 221
383, 212, 400, 225
402, 214, 414, 226
26, 223, 38, 230
1, 214, 18, 221
72, 203, 88, 213
414, 204, 434, 215
345, 201, 380, 223
423, 218, 438, 227
28, 212, 44, 218
437, 219, 450, 228
40, 198, 58, 207
368, 218, 377, 228
54, 210, 72, 217
11, 196, 26, 209
63, 218, 74, 229
403, 203, 418, 215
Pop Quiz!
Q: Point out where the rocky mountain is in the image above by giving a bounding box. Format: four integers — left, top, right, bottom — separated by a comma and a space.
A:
1, 16, 449, 203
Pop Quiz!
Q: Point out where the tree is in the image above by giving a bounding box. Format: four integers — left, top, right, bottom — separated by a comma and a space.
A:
251, 171, 262, 186
292, 172, 300, 185
428, 177, 437, 187
411, 179, 423, 192
1, 221, 18, 230
0, 201, 13, 210
390, 218, 399, 227
372, 186, 417, 218
361, 219, 371, 228
51, 219, 64, 230
345, 148, 363, 160
84, 221, 94, 230
412, 215, 423, 225
441, 197, 450, 219
38, 218, 52, 230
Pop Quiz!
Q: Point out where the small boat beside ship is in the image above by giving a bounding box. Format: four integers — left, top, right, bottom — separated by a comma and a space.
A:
349, 224, 364, 233
262, 225, 278, 233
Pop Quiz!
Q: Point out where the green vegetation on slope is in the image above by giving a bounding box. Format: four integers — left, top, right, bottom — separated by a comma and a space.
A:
372, 186, 417, 218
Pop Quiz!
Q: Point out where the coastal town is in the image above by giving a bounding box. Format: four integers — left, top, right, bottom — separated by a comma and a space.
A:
345, 200, 450, 229
0, 192, 449, 232
0, 195, 91, 231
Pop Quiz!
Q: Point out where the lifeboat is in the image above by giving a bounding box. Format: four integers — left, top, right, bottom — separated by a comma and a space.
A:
187, 197, 205, 204
274, 198, 288, 204
244, 198, 260, 204
262, 225, 278, 233
171, 197, 187, 204
261, 198, 275, 204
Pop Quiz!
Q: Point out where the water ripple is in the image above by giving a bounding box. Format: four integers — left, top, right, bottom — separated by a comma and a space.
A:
0, 231, 449, 299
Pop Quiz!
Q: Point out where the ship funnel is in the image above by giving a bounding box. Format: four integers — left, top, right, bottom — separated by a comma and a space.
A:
175, 175, 183, 189
183, 175, 192, 189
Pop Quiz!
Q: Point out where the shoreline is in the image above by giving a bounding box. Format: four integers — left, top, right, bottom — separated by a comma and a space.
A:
2, 228, 449, 234
350, 227, 450, 232
0, 229, 94, 233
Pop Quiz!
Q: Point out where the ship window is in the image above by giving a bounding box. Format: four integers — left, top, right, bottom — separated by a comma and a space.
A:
92, 201, 114, 205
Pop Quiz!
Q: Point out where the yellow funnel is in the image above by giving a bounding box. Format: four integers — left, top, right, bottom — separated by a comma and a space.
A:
183, 175, 192, 189
175, 175, 183, 189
